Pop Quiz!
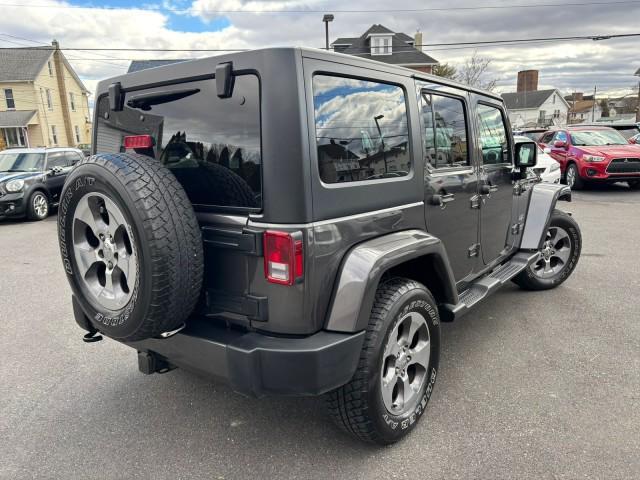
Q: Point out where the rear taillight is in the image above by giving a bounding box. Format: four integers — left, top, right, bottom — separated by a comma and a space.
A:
263, 230, 303, 285
123, 135, 154, 149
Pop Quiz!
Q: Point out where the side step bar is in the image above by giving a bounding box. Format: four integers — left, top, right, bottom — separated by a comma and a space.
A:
440, 251, 540, 322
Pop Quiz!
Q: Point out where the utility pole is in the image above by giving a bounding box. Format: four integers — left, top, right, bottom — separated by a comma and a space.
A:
323, 14, 334, 50
592, 86, 597, 122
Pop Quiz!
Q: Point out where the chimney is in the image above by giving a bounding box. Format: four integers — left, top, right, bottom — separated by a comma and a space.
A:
517, 70, 539, 93
574, 92, 584, 101
414, 31, 423, 51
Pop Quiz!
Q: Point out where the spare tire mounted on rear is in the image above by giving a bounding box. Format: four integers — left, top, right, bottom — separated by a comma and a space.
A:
58, 153, 203, 342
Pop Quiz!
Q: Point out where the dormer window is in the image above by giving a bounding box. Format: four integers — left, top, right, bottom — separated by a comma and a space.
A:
370, 35, 392, 55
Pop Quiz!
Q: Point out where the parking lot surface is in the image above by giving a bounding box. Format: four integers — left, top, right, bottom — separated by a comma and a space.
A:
1, 185, 639, 480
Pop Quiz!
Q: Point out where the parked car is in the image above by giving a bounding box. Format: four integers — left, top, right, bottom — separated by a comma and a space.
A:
579, 122, 640, 141
628, 133, 640, 144
538, 126, 640, 190
515, 135, 561, 183
0, 147, 84, 220
76, 143, 92, 157
513, 128, 547, 142
58, 48, 581, 445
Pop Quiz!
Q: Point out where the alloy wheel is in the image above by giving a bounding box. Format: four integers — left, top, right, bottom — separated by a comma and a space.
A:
33, 193, 48, 218
72, 192, 137, 310
380, 312, 431, 415
566, 166, 576, 188
531, 226, 572, 279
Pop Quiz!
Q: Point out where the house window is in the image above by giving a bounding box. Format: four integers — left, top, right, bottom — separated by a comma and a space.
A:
74, 125, 81, 143
70, 92, 76, 111
554, 109, 560, 118
371, 36, 392, 55
51, 125, 58, 145
4, 89, 15, 109
48, 61, 53, 76
538, 110, 546, 120
2, 127, 27, 147
46, 89, 53, 110
552, 95, 556, 104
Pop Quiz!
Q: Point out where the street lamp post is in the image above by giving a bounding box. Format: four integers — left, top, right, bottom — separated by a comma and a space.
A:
323, 14, 334, 50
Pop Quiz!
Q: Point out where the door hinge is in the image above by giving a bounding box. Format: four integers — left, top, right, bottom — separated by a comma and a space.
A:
470, 195, 481, 209
468, 243, 480, 258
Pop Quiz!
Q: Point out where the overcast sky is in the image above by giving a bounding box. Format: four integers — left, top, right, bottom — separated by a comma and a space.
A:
1, 0, 639, 101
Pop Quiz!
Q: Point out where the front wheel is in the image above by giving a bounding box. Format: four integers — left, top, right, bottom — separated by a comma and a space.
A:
326, 278, 440, 444
564, 163, 584, 190
27, 191, 49, 220
513, 210, 581, 291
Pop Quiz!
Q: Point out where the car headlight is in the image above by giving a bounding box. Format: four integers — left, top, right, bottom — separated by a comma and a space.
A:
5, 179, 25, 192
583, 155, 605, 162
549, 162, 560, 172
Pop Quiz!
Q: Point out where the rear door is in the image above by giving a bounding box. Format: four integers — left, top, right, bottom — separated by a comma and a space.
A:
45, 152, 72, 202
419, 81, 480, 282
474, 100, 515, 266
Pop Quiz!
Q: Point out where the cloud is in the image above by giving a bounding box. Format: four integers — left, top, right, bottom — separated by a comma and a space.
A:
0, 0, 638, 101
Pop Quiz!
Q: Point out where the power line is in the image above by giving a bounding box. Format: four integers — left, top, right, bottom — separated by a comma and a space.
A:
0, 32, 637, 52
0, 0, 638, 14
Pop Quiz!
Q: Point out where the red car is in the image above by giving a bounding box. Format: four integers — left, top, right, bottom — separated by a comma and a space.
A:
539, 126, 640, 190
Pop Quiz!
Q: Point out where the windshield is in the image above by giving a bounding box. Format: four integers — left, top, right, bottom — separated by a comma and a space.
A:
570, 130, 629, 146
0, 152, 45, 172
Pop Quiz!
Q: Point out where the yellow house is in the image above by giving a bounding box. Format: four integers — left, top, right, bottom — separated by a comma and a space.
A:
0, 41, 91, 149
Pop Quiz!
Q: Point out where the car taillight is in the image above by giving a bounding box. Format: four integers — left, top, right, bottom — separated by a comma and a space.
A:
123, 135, 154, 149
263, 230, 303, 285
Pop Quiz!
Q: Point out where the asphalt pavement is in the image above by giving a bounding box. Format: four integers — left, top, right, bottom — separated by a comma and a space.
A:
1, 184, 639, 480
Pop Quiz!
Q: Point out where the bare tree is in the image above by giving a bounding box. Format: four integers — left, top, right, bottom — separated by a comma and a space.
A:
456, 51, 499, 91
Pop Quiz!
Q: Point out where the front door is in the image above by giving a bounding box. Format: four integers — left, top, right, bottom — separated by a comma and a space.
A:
419, 83, 480, 282
475, 101, 515, 265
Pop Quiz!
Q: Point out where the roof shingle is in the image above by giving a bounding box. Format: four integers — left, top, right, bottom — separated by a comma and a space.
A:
0, 47, 53, 82
0, 110, 37, 127
501, 89, 556, 110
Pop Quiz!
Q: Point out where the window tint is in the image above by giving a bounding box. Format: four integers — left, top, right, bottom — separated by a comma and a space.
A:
47, 152, 69, 168
312, 75, 410, 184
422, 92, 469, 169
477, 104, 510, 165
96, 75, 261, 210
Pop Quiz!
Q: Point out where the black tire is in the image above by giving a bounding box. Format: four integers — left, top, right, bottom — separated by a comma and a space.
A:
565, 163, 584, 190
326, 277, 441, 445
57, 153, 203, 341
26, 190, 49, 220
512, 209, 581, 291
628, 180, 640, 190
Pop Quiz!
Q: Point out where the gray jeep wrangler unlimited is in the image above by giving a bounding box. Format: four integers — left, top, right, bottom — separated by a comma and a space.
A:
58, 48, 581, 444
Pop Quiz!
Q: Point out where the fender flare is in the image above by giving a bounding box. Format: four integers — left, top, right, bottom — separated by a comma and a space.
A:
520, 182, 572, 250
24, 180, 51, 201
325, 229, 458, 333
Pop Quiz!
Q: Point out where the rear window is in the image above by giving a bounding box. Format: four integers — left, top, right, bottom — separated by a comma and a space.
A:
312, 75, 410, 184
95, 74, 261, 210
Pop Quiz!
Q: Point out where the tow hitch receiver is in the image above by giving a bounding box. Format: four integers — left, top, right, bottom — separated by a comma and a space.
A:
137, 351, 174, 375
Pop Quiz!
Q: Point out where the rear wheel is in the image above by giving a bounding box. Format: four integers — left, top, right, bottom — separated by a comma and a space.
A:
513, 210, 581, 291
27, 191, 49, 220
326, 278, 440, 444
565, 163, 584, 190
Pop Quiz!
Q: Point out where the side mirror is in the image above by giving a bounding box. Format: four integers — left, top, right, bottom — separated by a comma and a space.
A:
553, 140, 567, 149
514, 141, 537, 169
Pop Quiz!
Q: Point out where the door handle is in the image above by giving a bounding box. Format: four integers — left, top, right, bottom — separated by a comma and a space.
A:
431, 193, 455, 208
480, 184, 498, 195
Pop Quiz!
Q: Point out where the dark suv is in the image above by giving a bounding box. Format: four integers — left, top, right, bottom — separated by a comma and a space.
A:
0, 147, 84, 220
58, 48, 581, 444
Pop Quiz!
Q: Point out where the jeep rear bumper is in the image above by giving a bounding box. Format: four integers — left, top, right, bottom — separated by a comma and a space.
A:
71, 295, 365, 397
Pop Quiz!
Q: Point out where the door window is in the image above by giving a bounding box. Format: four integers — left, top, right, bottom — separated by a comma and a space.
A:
553, 131, 568, 143
477, 104, 511, 165
312, 75, 410, 184
421, 92, 469, 169
539, 132, 555, 144
47, 152, 69, 169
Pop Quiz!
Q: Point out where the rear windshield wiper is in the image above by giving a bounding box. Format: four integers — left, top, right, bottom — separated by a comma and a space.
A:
126, 88, 200, 111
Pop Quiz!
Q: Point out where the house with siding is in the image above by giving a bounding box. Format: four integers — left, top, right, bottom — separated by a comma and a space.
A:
500, 70, 569, 128
331, 24, 438, 73
0, 41, 91, 149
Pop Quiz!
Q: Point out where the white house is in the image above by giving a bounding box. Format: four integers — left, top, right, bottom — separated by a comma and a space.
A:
501, 89, 570, 129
